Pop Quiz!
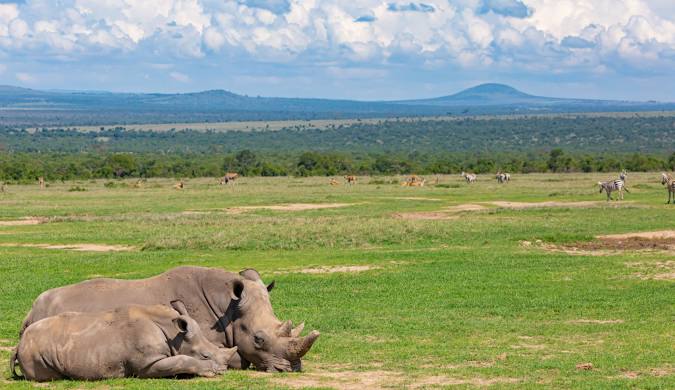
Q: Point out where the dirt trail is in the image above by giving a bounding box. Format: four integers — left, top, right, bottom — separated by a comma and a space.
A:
0, 243, 135, 252
0, 217, 46, 226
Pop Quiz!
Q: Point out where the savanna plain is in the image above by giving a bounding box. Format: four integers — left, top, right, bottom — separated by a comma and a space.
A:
0, 173, 673, 389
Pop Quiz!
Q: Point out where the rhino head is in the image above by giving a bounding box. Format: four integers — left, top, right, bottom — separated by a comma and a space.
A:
229, 269, 320, 372
169, 300, 239, 369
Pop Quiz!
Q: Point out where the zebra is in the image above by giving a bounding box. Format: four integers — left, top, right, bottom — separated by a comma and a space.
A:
598, 179, 629, 201
496, 172, 511, 183
619, 169, 627, 182
461, 171, 476, 183
661, 172, 675, 204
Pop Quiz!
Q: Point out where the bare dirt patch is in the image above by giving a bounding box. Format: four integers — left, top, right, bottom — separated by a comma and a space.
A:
393, 212, 457, 220
390, 197, 443, 201
567, 319, 624, 324
225, 203, 353, 214
276, 265, 382, 275
446, 204, 487, 212
266, 370, 404, 390
598, 230, 675, 240
0, 243, 135, 252
523, 233, 675, 256
265, 370, 521, 390
411, 376, 520, 388
491, 201, 601, 209
0, 217, 47, 226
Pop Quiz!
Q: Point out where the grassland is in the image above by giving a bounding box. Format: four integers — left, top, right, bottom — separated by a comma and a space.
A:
0, 173, 673, 389
28, 110, 675, 133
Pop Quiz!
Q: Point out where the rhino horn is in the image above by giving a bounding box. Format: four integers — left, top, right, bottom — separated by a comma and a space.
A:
291, 322, 305, 338
277, 320, 293, 337
287, 330, 320, 359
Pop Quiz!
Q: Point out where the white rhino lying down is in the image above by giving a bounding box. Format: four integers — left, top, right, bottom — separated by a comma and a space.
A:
20, 266, 319, 372
12, 301, 238, 381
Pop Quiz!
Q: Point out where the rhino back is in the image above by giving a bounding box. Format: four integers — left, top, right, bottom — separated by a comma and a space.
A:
22, 267, 240, 348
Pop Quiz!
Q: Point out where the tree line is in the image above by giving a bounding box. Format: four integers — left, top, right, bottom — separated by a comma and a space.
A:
0, 149, 673, 182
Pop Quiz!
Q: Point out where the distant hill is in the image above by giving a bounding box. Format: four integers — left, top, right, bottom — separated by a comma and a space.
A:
0, 83, 673, 127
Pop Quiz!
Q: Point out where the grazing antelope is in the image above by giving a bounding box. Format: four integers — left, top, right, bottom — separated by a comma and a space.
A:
38, 177, 45, 189
173, 180, 184, 190
329, 178, 340, 186
460, 171, 476, 183
220, 172, 239, 185
598, 179, 629, 201
134, 179, 144, 188
344, 175, 357, 185
401, 175, 425, 187
661, 172, 675, 204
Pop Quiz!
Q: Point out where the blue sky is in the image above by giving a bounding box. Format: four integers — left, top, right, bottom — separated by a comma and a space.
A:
1, 0, 675, 101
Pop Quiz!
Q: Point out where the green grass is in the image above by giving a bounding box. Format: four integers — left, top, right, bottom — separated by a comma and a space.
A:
0, 173, 673, 388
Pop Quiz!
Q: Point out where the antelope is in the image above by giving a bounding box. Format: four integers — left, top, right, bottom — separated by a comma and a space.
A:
344, 175, 357, 185
401, 175, 425, 187
38, 177, 45, 189
220, 172, 239, 185
173, 181, 184, 190
329, 178, 340, 186
661, 172, 675, 204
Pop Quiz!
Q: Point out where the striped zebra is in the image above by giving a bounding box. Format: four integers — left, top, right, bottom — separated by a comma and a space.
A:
619, 169, 627, 182
496, 172, 511, 183
598, 179, 629, 201
661, 172, 675, 204
461, 171, 477, 183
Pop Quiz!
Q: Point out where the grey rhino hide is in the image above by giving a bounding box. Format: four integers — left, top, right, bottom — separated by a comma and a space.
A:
20, 266, 319, 372
14, 304, 237, 381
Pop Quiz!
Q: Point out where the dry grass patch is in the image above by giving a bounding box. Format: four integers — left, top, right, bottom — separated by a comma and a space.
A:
490, 201, 602, 209
0, 243, 135, 252
392, 212, 457, 220
567, 319, 624, 324
625, 261, 675, 281
225, 203, 353, 213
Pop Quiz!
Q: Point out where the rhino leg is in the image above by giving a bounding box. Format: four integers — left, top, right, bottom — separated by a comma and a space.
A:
139, 356, 221, 378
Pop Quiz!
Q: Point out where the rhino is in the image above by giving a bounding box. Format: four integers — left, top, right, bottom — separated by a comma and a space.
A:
12, 301, 238, 381
19, 266, 319, 372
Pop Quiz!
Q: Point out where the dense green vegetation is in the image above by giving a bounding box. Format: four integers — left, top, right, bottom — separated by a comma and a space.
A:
0, 114, 673, 180
0, 174, 673, 389
0, 149, 673, 182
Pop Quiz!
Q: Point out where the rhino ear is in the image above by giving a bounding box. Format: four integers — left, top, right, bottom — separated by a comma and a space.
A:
170, 300, 189, 316
174, 317, 189, 333
231, 280, 244, 301
239, 268, 262, 282
267, 280, 275, 292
